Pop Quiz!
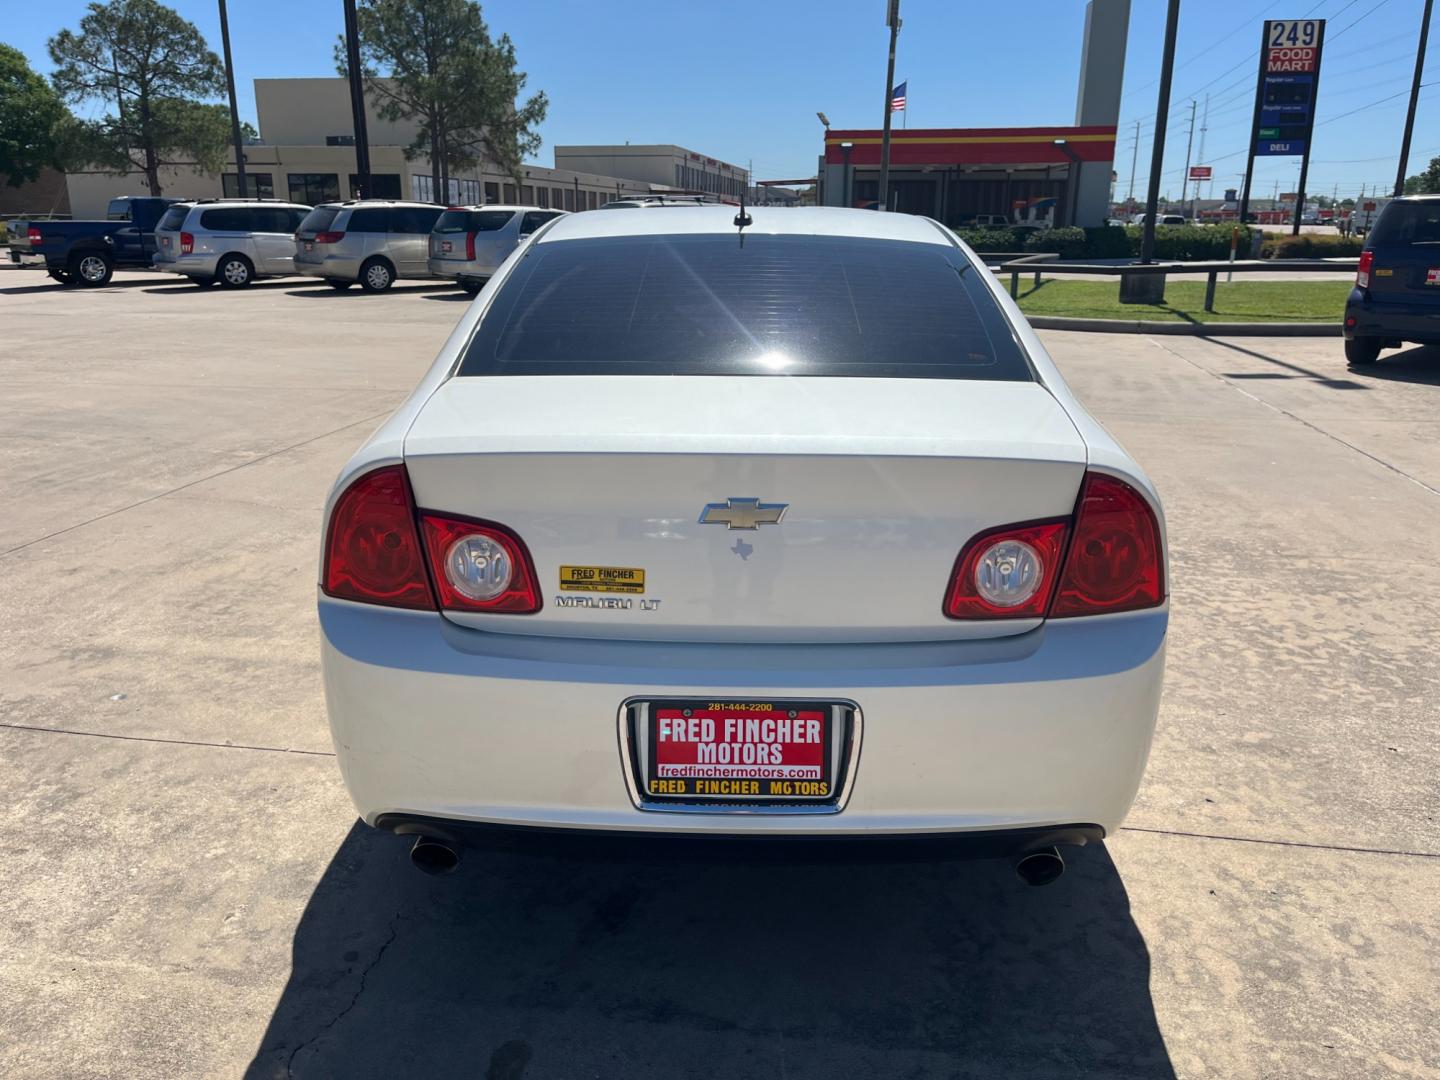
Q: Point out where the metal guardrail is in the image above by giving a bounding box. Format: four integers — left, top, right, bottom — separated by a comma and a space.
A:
996, 255, 1359, 312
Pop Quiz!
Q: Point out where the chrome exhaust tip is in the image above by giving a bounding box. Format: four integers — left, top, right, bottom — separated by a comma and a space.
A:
1014, 846, 1065, 887
409, 835, 460, 876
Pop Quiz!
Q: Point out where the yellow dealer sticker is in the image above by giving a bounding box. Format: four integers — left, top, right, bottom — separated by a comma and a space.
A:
559, 565, 645, 594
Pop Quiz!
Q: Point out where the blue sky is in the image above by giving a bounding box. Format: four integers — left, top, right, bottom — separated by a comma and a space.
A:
5, 0, 1436, 201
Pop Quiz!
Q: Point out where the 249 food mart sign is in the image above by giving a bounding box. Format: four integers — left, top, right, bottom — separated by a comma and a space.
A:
1253, 19, 1325, 157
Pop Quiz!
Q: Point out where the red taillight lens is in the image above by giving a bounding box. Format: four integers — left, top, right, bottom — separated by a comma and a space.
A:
314, 231, 345, 244
322, 466, 435, 610
180, 231, 194, 254
465, 231, 477, 260
1051, 473, 1165, 617
944, 521, 1069, 619
419, 514, 541, 613
1356, 249, 1374, 289
28, 226, 42, 244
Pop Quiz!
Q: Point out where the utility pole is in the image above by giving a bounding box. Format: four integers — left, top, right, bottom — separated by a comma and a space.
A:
1140, 0, 1182, 264
1126, 119, 1141, 203
1180, 99, 1197, 220
1395, 0, 1434, 196
217, 0, 247, 199
1194, 92, 1209, 215
878, 0, 901, 212
342, 0, 372, 199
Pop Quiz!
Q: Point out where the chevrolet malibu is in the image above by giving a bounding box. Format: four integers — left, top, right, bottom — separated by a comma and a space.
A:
318, 207, 1167, 885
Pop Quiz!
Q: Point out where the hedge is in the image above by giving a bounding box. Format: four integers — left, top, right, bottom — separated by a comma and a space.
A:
1261, 233, 1365, 258
952, 227, 1030, 252
951, 222, 1358, 261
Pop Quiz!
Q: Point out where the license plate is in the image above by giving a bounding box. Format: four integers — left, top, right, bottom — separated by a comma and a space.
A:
160, 236, 170, 248
627, 698, 855, 806
441, 240, 452, 253
1427, 268, 1440, 286
303, 241, 314, 252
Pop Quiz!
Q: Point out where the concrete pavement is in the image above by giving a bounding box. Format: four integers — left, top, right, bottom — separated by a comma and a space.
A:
1, 267, 1436, 1078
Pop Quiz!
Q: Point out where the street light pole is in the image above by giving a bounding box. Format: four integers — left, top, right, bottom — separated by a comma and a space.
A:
217, 0, 247, 198
1395, 0, 1434, 196
878, 0, 901, 212
342, 0, 372, 199
1141, 0, 1182, 263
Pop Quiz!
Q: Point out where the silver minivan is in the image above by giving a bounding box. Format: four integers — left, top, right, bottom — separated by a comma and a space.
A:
153, 200, 312, 287
427, 205, 567, 294
293, 201, 446, 291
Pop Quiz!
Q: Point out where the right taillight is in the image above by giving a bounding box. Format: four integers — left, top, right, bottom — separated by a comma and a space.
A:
1050, 473, 1165, 617
180, 231, 194, 254
322, 466, 434, 610
465, 231, 477, 260
28, 226, 42, 244
1356, 249, 1374, 289
419, 513, 541, 614
314, 230, 345, 244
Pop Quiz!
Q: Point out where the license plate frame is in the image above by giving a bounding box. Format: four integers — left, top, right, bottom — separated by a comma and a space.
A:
618, 697, 862, 813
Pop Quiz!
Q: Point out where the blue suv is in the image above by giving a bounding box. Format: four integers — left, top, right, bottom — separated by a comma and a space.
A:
1343, 196, 1440, 365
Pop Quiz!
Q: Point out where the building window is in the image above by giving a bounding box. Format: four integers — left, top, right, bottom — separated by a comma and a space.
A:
587, 190, 597, 210
553, 187, 564, 209
485, 182, 500, 204
348, 173, 401, 200
288, 173, 340, 205
325, 135, 356, 146
503, 183, 516, 202
536, 187, 549, 208
412, 174, 433, 202
222, 172, 274, 198
563, 187, 574, 211
521, 184, 534, 203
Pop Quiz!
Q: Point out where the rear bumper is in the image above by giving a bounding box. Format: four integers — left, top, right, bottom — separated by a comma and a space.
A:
153, 253, 219, 277
427, 257, 495, 280
294, 254, 363, 280
319, 596, 1167, 838
1344, 288, 1440, 342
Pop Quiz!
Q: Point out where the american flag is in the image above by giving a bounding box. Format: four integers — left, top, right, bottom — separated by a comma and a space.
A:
890, 81, 907, 112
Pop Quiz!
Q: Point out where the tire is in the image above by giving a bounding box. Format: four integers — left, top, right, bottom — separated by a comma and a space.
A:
70, 251, 113, 287
1345, 336, 1382, 365
325, 278, 352, 290
359, 258, 394, 292
191, 275, 217, 288
46, 268, 74, 285
461, 279, 483, 297
217, 254, 254, 288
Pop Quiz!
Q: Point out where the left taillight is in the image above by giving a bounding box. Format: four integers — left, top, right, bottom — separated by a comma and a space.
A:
322, 466, 434, 610
180, 231, 194, 254
1355, 249, 1373, 289
27, 226, 42, 244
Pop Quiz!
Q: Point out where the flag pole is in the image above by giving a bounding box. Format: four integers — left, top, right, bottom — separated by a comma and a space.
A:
903, 79, 907, 129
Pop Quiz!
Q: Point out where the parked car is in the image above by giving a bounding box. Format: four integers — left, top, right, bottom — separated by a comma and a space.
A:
317, 206, 1168, 885
1342, 195, 1440, 365
598, 195, 714, 209
293, 200, 446, 291
6, 196, 184, 286
1130, 213, 1187, 226
427, 205, 567, 295
152, 199, 312, 287
967, 214, 1013, 229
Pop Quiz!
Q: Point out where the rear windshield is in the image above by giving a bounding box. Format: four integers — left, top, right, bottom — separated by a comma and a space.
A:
157, 206, 190, 231
436, 209, 514, 233
457, 234, 1029, 380
106, 200, 132, 221
1368, 202, 1440, 247
297, 207, 340, 234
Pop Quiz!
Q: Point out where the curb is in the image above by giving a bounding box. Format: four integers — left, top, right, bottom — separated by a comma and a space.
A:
1026, 316, 1339, 336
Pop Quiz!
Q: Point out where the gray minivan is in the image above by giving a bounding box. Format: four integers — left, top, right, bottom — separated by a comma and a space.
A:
293, 200, 446, 291
427, 205, 567, 294
153, 200, 312, 287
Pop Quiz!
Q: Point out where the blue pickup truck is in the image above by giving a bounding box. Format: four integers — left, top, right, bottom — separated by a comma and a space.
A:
7, 196, 184, 286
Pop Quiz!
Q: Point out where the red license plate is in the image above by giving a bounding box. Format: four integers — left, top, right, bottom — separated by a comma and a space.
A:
640, 699, 843, 803
441, 240, 452, 253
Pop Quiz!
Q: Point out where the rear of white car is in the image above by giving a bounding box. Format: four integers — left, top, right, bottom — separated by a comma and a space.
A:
318, 208, 1167, 877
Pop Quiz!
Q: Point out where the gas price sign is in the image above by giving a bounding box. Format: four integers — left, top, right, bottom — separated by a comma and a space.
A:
1253, 19, 1325, 157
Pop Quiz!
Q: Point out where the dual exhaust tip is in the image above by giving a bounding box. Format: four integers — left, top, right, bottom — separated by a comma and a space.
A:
410, 834, 1065, 886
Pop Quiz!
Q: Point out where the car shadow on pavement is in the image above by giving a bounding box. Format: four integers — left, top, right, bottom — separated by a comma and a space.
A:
244, 823, 1174, 1080
283, 284, 455, 298
0, 276, 167, 295
1350, 344, 1440, 386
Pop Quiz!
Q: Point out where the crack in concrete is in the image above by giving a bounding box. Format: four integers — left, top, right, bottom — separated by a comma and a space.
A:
284, 913, 402, 1079
0, 721, 335, 757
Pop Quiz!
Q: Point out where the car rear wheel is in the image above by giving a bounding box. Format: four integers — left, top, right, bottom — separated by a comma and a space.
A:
359, 258, 394, 292
218, 254, 254, 288
70, 251, 113, 287
325, 278, 353, 290
1345, 336, 1382, 365
460, 279, 483, 297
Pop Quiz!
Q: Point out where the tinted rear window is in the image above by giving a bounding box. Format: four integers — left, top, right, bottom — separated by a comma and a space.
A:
158, 206, 190, 231
347, 207, 390, 232
457, 234, 1029, 380
391, 206, 444, 234
298, 207, 340, 234
436, 209, 514, 233
1368, 202, 1440, 247
200, 207, 253, 231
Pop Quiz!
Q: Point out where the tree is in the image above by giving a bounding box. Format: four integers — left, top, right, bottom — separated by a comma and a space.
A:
48, 0, 229, 195
340, 0, 547, 200
1403, 156, 1440, 195
0, 43, 70, 186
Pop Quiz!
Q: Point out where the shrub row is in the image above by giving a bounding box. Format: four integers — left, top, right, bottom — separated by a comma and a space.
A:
1260, 233, 1365, 258
955, 223, 1295, 261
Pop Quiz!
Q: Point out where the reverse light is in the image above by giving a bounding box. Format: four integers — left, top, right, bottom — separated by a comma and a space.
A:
314, 230, 345, 244
1050, 473, 1165, 617
180, 231, 194, 255
945, 521, 1069, 619
420, 514, 540, 613
322, 466, 434, 610
1356, 249, 1373, 289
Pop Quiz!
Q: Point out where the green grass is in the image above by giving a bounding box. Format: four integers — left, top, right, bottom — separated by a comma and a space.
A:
1013, 278, 1351, 323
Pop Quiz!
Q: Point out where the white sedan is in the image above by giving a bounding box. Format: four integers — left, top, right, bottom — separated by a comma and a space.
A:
318, 207, 1167, 885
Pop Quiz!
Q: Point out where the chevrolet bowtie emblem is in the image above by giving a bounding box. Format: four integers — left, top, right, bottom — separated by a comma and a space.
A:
698, 497, 789, 530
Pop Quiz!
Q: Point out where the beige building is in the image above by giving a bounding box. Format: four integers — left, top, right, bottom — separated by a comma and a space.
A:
555, 145, 750, 201
57, 78, 677, 218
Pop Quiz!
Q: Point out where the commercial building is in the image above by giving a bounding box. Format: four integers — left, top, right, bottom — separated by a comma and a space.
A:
554, 145, 750, 202
818, 0, 1128, 228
